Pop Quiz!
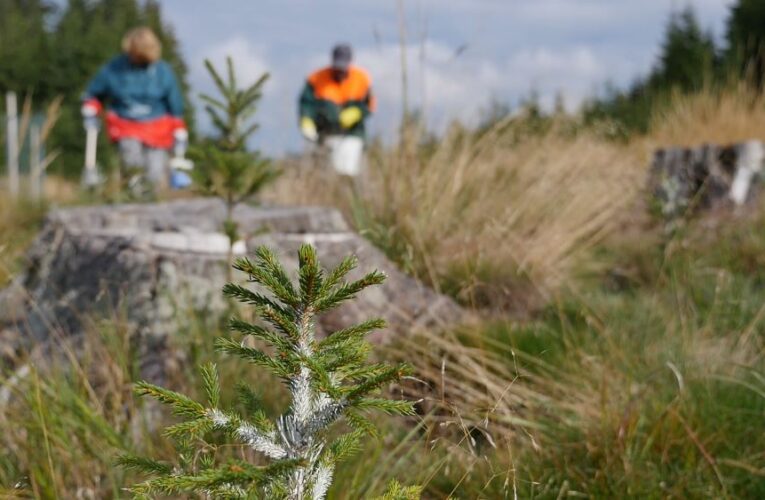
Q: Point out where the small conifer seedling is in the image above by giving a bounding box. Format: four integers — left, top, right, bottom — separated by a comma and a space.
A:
119, 244, 417, 499
192, 57, 281, 278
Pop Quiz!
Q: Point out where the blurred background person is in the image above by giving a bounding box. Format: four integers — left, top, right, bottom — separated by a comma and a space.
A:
81, 26, 188, 192
298, 43, 376, 176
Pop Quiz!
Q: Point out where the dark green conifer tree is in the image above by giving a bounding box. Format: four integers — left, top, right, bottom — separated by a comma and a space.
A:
0, 0, 54, 99
725, 0, 765, 88
0, 0, 54, 170
583, 6, 718, 135
650, 7, 717, 93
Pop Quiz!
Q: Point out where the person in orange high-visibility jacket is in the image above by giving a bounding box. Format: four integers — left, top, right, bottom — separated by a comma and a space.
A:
298, 44, 375, 176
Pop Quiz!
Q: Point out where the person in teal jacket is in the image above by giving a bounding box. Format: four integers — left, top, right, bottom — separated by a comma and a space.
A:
82, 27, 187, 190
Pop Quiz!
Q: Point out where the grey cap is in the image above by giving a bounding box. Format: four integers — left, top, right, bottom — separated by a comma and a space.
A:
331, 43, 353, 70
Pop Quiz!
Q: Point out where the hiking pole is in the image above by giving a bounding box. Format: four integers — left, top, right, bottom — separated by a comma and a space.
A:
81, 114, 103, 189
169, 128, 193, 189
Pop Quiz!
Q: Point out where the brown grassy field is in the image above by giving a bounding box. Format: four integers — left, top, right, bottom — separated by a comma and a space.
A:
1, 87, 765, 497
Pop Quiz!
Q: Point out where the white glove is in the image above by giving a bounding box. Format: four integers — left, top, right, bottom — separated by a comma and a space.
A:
173, 128, 189, 155
173, 128, 189, 143
81, 103, 100, 130
170, 128, 193, 171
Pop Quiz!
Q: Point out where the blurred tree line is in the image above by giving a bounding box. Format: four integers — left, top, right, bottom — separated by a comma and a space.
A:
3, 0, 765, 178
0, 0, 191, 178
583, 0, 765, 137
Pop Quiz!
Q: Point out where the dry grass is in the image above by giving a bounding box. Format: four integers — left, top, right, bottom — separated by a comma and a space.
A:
0, 200, 44, 286
650, 84, 765, 148
3, 87, 765, 497
267, 121, 646, 309
3, 218, 763, 497
0, 176, 78, 286
266, 86, 765, 312
384, 273, 765, 497
0, 318, 148, 497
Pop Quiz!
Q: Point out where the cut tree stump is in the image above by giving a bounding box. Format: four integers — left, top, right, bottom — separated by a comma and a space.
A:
0, 199, 466, 384
649, 140, 765, 220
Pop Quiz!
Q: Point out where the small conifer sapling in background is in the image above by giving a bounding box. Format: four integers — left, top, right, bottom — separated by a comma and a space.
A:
191, 57, 281, 278
118, 244, 420, 499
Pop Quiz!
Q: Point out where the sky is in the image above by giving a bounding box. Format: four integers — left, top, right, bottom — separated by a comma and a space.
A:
158, 0, 736, 155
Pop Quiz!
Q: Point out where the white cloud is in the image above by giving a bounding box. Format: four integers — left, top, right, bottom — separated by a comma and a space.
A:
170, 0, 735, 154
195, 36, 275, 90
501, 46, 640, 111
191, 36, 299, 150
353, 41, 634, 135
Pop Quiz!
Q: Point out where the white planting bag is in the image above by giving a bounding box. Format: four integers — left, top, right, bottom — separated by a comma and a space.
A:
325, 135, 364, 176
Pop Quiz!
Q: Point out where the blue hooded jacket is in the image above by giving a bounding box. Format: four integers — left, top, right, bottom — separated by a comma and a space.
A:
84, 54, 184, 121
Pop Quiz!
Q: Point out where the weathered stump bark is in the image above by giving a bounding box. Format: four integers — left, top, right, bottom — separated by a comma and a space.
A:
649, 140, 765, 220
